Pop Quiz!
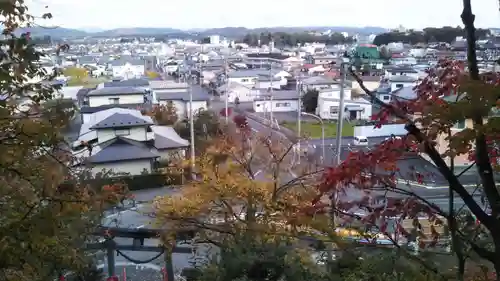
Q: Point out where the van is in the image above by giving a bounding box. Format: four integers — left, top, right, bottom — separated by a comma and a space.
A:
353, 136, 368, 146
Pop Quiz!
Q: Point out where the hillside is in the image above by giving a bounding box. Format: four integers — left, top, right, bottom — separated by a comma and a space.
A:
17, 25, 389, 39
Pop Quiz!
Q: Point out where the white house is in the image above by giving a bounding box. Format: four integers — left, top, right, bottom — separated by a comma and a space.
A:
109, 58, 145, 79
227, 69, 291, 87
316, 87, 372, 120
86, 86, 147, 107
384, 66, 420, 80
388, 75, 418, 92
155, 90, 210, 118
302, 76, 340, 92
149, 80, 189, 104
72, 108, 188, 176
217, 82, 260, 103
253, 90, 299, 113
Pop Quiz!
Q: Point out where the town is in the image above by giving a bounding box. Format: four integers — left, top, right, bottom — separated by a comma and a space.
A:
3, 1, 500, 281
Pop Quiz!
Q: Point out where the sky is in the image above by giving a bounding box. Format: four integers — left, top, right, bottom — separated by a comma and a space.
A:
27, 0, 500, 30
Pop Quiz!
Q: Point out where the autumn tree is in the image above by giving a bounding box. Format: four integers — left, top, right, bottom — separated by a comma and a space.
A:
144, 102, 178, 125
0, 2, 125, 281
153, 116, 331, 249
145, 70, 161, 79
314, 1, 500, 280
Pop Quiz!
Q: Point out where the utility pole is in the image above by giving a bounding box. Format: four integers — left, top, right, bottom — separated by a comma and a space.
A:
334, 63, 347, 166
297, 74, 302, 164
188, 67, 196, 176
269, 63, 274, 124
224, 57, 229, 123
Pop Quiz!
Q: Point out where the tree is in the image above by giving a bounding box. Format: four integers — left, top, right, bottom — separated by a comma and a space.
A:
302, 89, 319, 113
174, 110, 222, 153
63, 67, 89, 80
153, 117, 329, 249
144, 102, 178, 125
145, 70, 161, 79
315, 1, 500, 280
0, 2, 124, 281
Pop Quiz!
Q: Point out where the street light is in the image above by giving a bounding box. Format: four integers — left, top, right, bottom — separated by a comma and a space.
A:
300, 112, 325, 164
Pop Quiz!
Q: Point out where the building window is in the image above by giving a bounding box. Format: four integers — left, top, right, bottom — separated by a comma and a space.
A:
241, 78, 249, 82
383, 95, 390, 100
330, 106, 339, 114
114, 128, 130, 136
109, 98, 119, 104
276, 102, 291, 107
395, 83, 404, 88
453, 120, 465, 129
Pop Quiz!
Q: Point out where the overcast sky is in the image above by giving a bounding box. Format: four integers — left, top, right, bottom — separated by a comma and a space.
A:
28, 0, 499, 30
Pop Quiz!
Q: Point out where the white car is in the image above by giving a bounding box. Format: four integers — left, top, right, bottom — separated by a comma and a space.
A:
353, 136, 369, 146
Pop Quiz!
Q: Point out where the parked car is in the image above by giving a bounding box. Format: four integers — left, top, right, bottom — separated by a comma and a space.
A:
353, 136, 369, 146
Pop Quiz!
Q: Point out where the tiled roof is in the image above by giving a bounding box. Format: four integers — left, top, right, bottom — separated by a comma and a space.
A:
87, 137, 158, 164
88, 86, 146, 96
90, 113, 153, 129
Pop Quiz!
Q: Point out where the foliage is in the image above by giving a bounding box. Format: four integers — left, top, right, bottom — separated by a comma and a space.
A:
315, 2, 500, 279
302, 89, 319, 113
372, 26, 490, 46
145, 70, 161, 79
153, 126, 328, 248
0, 2, 125, 281
241, 31, 354, 47
63, 67, 89, 80
194, 233, 330, 281
144, 102, 178, 125
174, 109, 222, 152
80, 173, 182, 191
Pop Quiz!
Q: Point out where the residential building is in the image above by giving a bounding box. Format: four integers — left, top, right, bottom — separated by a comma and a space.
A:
387, 75, 418, 92
315, 87, 372, 120
72, 108, 188, 176
253, 90, 299, 113
110, 58, 145, 79
155, 89, 210, 118
85, 86, 147, 107
302, 75, 340, 92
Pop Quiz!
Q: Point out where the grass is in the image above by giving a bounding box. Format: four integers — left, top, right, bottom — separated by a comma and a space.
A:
281, 121, 354, 139
67, 77, 110, 88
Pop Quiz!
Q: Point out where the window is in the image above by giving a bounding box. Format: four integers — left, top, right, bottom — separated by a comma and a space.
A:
395, 84, 404, 88
276, 102, 291, 107
114, 128, 130, 136
453, 120, 465, 129
383, 95, 390, 100
241, 78, 249, 82
330, 106, 339, 114
109, 98, 119, 104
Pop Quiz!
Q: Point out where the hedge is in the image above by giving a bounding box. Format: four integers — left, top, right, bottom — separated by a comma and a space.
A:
84, 173, 183, 191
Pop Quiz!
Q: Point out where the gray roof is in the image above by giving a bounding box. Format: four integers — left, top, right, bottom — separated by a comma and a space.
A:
87, 86, 146, 96
254, 90, 299, 101
389, 75, 417, 82
109, 58, 144, 66
302, 76, 338, 85
155, 91, 210, 102
154, 134, 189, 149
90, 113, 153, 129
103, 79, 150, 88
88, 137, 158, 164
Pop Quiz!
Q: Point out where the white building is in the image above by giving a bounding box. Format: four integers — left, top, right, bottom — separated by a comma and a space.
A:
85, 86, 147, 108
316, 87, 372, 120
253, 90, 299, 113
155, 90, 210, 119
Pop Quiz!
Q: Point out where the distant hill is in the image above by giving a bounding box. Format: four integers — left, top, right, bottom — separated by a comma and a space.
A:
16, 25, 388, 39
92, 27, 184, 37
16, 26, 88, 38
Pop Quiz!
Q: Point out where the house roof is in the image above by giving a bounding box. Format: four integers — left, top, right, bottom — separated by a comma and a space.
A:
90, 113, 154, 129
254, 90, 299, 101
77, 108, 154, 144
302, 75, 338, 85
79, 103, 151, 114
151, 125, 189, 149
389, 75, 417, 83
149, 80, 189, 89
87, 86, 146, 96
103, 78, 150, 88
87, 137, 158, 164
155, 87, 210, 101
